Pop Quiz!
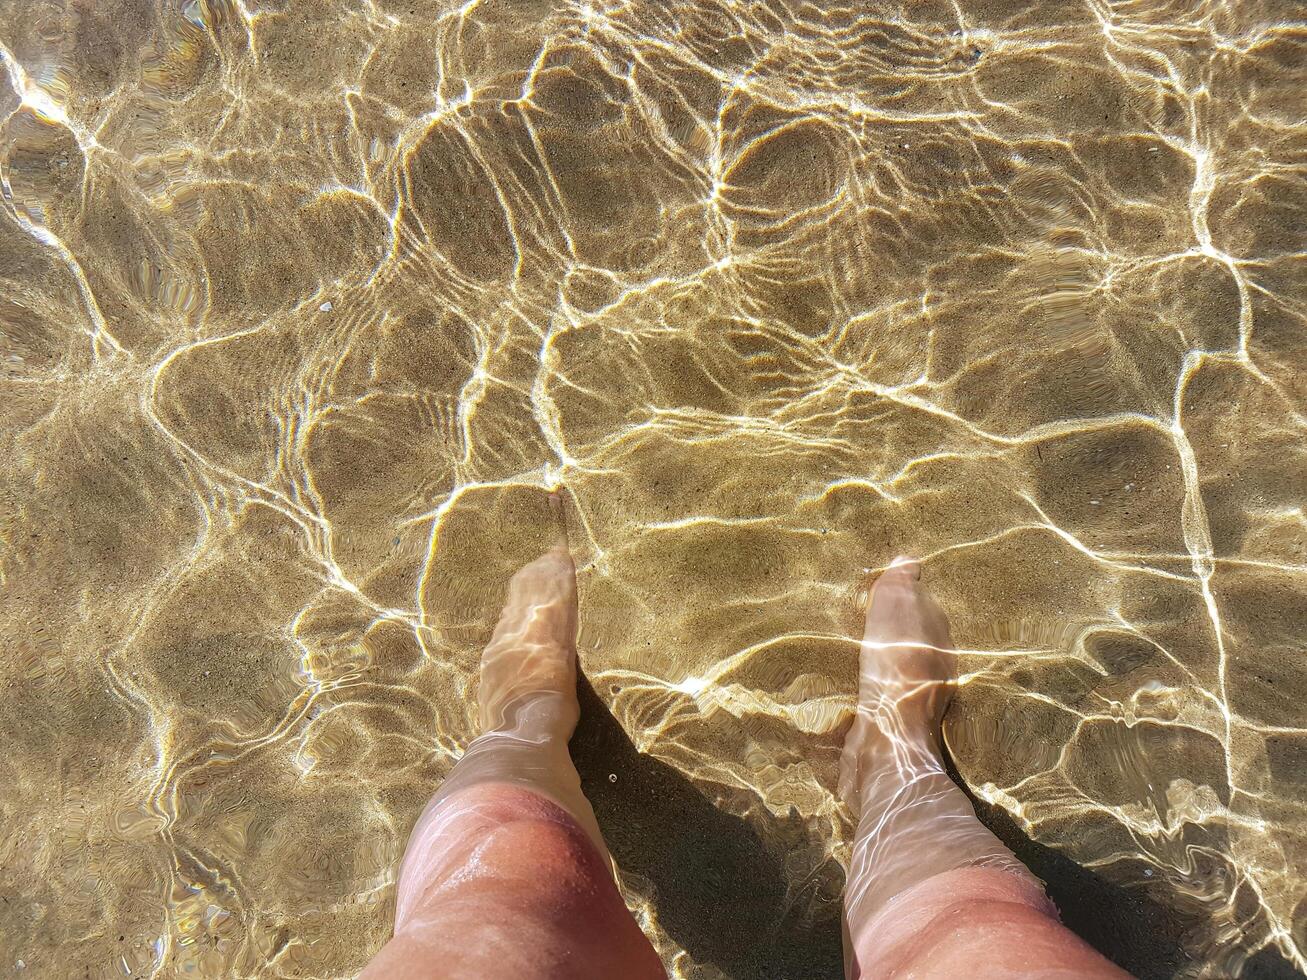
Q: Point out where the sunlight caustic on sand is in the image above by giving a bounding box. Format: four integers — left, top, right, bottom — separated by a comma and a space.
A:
0, 0, 1304, 976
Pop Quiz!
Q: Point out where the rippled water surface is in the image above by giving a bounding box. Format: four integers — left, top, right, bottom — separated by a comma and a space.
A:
2, 0, 1305, 976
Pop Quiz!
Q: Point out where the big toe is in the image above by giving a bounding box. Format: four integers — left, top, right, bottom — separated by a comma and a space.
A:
864, 555, 930, 621
887, 555, 921, 579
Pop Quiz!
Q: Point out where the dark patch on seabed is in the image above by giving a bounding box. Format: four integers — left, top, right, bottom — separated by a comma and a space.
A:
968, 775, 1306, 980
573, 670, 846, 979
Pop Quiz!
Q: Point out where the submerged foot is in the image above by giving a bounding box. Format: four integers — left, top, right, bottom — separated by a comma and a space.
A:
478, 493, 580, 742
837, 558, 1127, 980
839, 556, 956, 814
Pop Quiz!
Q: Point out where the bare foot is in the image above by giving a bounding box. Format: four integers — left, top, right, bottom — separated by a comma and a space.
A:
839, 556, 956, 815
411, 492, 607, 859
372, 494, 666, 980
838, 558, 1127, 979
477, 493, 580, 743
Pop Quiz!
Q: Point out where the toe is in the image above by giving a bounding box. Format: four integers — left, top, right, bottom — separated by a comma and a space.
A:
886, 555, 922, 580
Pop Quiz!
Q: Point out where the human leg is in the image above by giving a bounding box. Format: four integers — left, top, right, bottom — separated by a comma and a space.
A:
840, 557, 1127, 978
362, 510, 664, 980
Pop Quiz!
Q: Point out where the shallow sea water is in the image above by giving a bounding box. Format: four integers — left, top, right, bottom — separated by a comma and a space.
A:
1, 0, 1305, 977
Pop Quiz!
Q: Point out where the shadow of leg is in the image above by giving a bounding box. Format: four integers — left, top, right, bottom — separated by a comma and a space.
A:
569, 671, 845, 979
948, 755, 1300, 980
566, 659, 1302, 980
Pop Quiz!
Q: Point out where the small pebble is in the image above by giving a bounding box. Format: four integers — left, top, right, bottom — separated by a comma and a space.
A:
1124, 483, 1134, 491
608, 773, 618, 783
319, 301, 334, 312
1143, 868, 1154, 877
1090, 499, 1101, 505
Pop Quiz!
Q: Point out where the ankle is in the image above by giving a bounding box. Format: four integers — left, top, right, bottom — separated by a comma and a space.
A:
851, 704, 943, 759
481, 691, 579, 743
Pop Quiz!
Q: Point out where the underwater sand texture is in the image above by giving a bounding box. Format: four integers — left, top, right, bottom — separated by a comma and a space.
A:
1, 0, 1304, 976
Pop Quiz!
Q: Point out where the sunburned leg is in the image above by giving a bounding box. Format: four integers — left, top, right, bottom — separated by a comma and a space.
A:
363, 502, 664, 980
840, 557, 1128, 979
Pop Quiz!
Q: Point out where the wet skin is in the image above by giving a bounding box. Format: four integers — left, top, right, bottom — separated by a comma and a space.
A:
363, 505, 1128, 979
839, 557, 1127, 978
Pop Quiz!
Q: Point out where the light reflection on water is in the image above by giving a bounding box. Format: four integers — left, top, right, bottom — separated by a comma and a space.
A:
0, 0, 1303, 976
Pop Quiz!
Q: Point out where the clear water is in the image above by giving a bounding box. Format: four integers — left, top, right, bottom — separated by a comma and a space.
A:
1, 0, 1304, 976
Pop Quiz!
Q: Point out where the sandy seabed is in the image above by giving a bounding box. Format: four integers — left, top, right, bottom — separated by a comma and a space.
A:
0, 0, 1304, 976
